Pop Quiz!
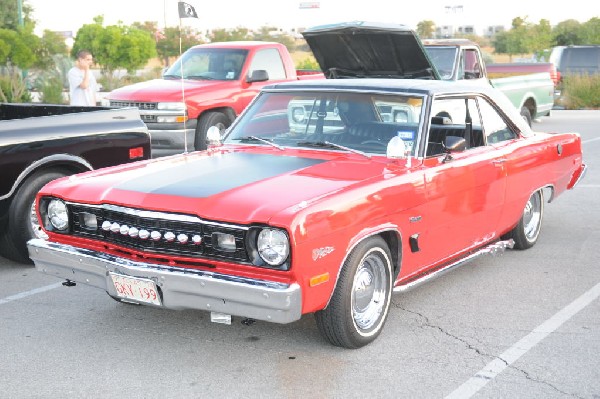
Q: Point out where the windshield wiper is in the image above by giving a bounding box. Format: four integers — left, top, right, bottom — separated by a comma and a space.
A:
186, 75, 215, 80
233, 136, 283, 150
296, 141, 370, 158
163, 74, 181, 79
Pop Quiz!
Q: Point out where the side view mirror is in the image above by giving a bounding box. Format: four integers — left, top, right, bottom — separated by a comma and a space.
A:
206, 126, 222, 146
443, 136, 467, 152
246, 70, 269, 83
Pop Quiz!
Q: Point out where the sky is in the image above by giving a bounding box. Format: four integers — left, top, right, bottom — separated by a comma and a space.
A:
27, 0, 596, 37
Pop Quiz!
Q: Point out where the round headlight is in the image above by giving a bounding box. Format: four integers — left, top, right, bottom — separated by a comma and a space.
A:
291, 107, 306, 123
257, 229, 289, 266
47, 199, 69, 231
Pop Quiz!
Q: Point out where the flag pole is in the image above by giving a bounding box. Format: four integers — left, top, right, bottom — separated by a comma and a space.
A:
179, 15, 188, 154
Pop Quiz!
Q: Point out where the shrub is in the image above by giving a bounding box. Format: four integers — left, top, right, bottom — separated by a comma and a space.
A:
98, 67, 163, 91
39, 76, 66, 104
562, 74, 600, 109
295, 56, 320, 71
0, 74, 31, 103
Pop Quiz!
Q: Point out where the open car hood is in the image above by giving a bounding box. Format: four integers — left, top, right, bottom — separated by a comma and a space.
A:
302, 21, 439, 80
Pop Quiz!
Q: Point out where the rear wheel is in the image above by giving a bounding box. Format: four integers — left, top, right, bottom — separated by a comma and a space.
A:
520, 106, 533, 127
0, 169, 67, 263
503, 190, 544, 250
315, 236, 393, 348
194, 111, 231, 151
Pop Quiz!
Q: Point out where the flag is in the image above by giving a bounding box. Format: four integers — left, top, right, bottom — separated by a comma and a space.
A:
178, 2, 198, 18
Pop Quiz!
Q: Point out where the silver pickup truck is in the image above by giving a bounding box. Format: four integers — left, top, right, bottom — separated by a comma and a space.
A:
0, 103, 150, 263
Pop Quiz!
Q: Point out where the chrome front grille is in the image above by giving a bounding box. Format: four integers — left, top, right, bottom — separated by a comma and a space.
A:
110, 101, 157, 110
69, 204, 250, 263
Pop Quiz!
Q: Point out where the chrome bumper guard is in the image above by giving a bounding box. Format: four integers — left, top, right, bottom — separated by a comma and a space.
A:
27, 239, 302, 324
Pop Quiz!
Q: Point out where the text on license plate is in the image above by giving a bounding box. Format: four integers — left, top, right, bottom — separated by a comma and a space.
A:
109, 273, 161, 305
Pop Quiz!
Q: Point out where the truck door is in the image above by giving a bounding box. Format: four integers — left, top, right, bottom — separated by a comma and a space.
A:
236, 48, 291, 113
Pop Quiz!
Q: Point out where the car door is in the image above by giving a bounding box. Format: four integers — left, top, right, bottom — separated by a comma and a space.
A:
412, 96, 507, 273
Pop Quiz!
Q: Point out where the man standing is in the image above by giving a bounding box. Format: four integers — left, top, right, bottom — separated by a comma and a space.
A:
68, 50, 98, 106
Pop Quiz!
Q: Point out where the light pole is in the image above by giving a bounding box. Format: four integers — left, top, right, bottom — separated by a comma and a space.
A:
17, 0, 24, 26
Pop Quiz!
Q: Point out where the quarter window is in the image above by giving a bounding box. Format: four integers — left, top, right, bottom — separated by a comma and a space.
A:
476, 98, 517, 144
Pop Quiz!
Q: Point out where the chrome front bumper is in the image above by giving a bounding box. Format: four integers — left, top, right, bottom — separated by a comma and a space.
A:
27, 239, 302, 324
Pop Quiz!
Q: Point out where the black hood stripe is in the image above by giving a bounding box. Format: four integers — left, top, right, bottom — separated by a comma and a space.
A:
117, 152, 325, 198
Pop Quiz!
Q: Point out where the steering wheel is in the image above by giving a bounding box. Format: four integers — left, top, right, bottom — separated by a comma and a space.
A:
360, 140, 387, 148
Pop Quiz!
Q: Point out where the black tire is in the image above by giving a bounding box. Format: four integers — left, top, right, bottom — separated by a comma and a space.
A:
194, 111, 231, 151
520, 106, 533, 127
0, 169, 67, 263
503, 190, 544, 250
314, 236, 393, 349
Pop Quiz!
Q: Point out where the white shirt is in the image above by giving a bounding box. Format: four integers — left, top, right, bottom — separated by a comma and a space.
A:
68, 67, 98, 106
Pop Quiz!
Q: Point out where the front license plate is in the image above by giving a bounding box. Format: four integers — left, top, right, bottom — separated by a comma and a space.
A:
109, 273, 161, 305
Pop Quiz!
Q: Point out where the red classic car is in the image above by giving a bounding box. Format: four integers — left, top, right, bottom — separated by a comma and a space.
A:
27, 78, 586, 348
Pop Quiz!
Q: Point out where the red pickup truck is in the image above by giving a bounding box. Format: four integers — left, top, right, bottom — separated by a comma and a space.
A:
108, 41, 322, 157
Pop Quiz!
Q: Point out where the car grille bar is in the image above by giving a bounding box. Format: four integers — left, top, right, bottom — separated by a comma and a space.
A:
68, 204, 250, 263
110, 101, 157, 110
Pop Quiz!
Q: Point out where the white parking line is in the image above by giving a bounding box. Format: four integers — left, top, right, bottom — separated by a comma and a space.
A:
446, 281, 600, 399
0, 282, 63, 305
583, 137, 600, 144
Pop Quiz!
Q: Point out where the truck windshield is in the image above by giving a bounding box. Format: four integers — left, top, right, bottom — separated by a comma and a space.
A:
164, 48, 248, 81
424, 47, 458, 80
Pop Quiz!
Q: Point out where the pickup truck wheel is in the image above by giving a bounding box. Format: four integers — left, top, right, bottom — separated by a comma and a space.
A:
503, 190, 544, 250
314, 236, 393, 348
194, 112, 231, 151
520, 106, 533, 127
0, 169, 67, 264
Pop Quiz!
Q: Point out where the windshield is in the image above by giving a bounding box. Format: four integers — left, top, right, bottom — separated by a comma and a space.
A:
164, 48, 248, 80
424, 47, 458, 80
223, 91, 424, 156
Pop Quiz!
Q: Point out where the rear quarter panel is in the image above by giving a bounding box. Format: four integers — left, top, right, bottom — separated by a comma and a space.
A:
497, 131, 583, 234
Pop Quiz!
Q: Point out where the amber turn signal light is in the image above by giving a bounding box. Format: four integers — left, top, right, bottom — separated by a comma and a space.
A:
309, 273, 330, 287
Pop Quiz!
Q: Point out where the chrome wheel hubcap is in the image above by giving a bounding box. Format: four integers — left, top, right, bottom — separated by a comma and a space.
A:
352, 250, 388, 331
523, 192, 542, 241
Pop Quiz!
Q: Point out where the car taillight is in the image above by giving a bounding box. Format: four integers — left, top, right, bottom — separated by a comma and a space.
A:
129, 147, 144, 159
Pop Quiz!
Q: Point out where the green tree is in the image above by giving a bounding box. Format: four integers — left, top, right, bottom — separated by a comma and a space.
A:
209, 27, 252, 42
581, 17, 600, 44
492, 17, 532, 61
416, 20, 436, 39
251, 26, 296, 51
552, 19, 583, 45
0, 28, 36, 102
156, 26, 202, 66
0, 0, 34, 30
72, 16, 157, 90
528, 19, 553, 59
